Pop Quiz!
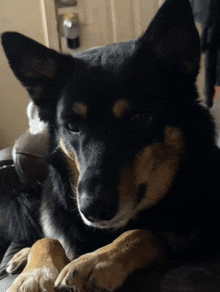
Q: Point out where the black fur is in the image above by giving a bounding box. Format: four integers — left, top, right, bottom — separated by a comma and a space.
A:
0, 184, 42, 275
1, 0, 220, 278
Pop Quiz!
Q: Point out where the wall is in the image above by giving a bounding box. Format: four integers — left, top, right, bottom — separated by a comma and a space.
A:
0, 0, 46, 148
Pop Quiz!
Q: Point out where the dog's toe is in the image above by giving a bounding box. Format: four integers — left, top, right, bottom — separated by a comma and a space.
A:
7, 267, 58, 292
55, 252, 126, 292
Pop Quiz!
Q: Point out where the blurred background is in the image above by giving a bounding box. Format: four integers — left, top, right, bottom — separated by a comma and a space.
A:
0, 0, 205, 148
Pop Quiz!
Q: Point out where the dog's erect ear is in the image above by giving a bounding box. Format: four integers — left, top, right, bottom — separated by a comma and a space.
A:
1, 32, 73, 101
140, 0, 200, 77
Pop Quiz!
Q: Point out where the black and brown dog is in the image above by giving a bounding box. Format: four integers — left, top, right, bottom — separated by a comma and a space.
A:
1, 0, 220, 291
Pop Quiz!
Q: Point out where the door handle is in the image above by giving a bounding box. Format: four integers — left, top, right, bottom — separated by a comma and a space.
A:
63, 13, 80, 49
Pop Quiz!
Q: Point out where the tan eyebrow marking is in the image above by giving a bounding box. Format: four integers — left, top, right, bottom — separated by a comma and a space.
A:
72, 102, 87, 118
112, 99, 131, 118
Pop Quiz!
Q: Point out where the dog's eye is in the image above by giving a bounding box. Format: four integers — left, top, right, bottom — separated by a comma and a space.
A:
66, 123, 80, 133
130, 110, 145, 124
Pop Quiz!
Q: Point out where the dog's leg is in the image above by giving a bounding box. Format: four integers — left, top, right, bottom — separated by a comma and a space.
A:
55, 229, 166, 292
7, 238, 69, 292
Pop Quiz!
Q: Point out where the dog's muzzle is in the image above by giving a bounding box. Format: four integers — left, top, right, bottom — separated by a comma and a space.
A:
77, 176, 118, 223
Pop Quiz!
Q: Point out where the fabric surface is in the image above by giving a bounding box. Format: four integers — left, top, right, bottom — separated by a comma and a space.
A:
0, 275, 18, 291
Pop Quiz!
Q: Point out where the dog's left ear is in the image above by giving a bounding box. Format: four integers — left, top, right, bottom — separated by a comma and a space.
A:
1, 32, 75, 121
1, 32, 74, 100
140, 0, 200, 78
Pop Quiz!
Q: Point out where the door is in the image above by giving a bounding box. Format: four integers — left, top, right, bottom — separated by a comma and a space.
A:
43, 0, 162, 54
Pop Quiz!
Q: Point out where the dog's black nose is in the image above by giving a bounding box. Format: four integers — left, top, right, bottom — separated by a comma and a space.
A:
80, 201, 117, 222
81, 207, 117, 222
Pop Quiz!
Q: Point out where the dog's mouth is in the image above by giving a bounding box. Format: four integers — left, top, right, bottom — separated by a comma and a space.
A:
76, 176, 149, 230
78, 207, 134, 230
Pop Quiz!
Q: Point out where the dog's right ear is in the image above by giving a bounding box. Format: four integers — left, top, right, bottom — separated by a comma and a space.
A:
139, 0, 200, 79
1, 32, 74, 113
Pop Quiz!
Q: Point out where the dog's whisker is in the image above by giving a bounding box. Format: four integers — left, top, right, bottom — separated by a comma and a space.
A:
69, 178, 77, 196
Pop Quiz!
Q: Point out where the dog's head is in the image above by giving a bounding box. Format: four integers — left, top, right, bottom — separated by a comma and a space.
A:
2, 0, 211, 230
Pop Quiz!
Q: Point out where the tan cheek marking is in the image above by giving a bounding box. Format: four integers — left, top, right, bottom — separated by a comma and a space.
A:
59, 138, 80, 186
73, 102, 87, 118
117, 167, 137, 215
112, 99, 131, 118
134, 126, 184, 210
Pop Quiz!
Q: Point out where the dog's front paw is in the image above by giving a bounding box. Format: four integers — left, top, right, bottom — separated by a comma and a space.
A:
54, 252, 126, 292
7, 267, 58, 292
6, 247, 31, 275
